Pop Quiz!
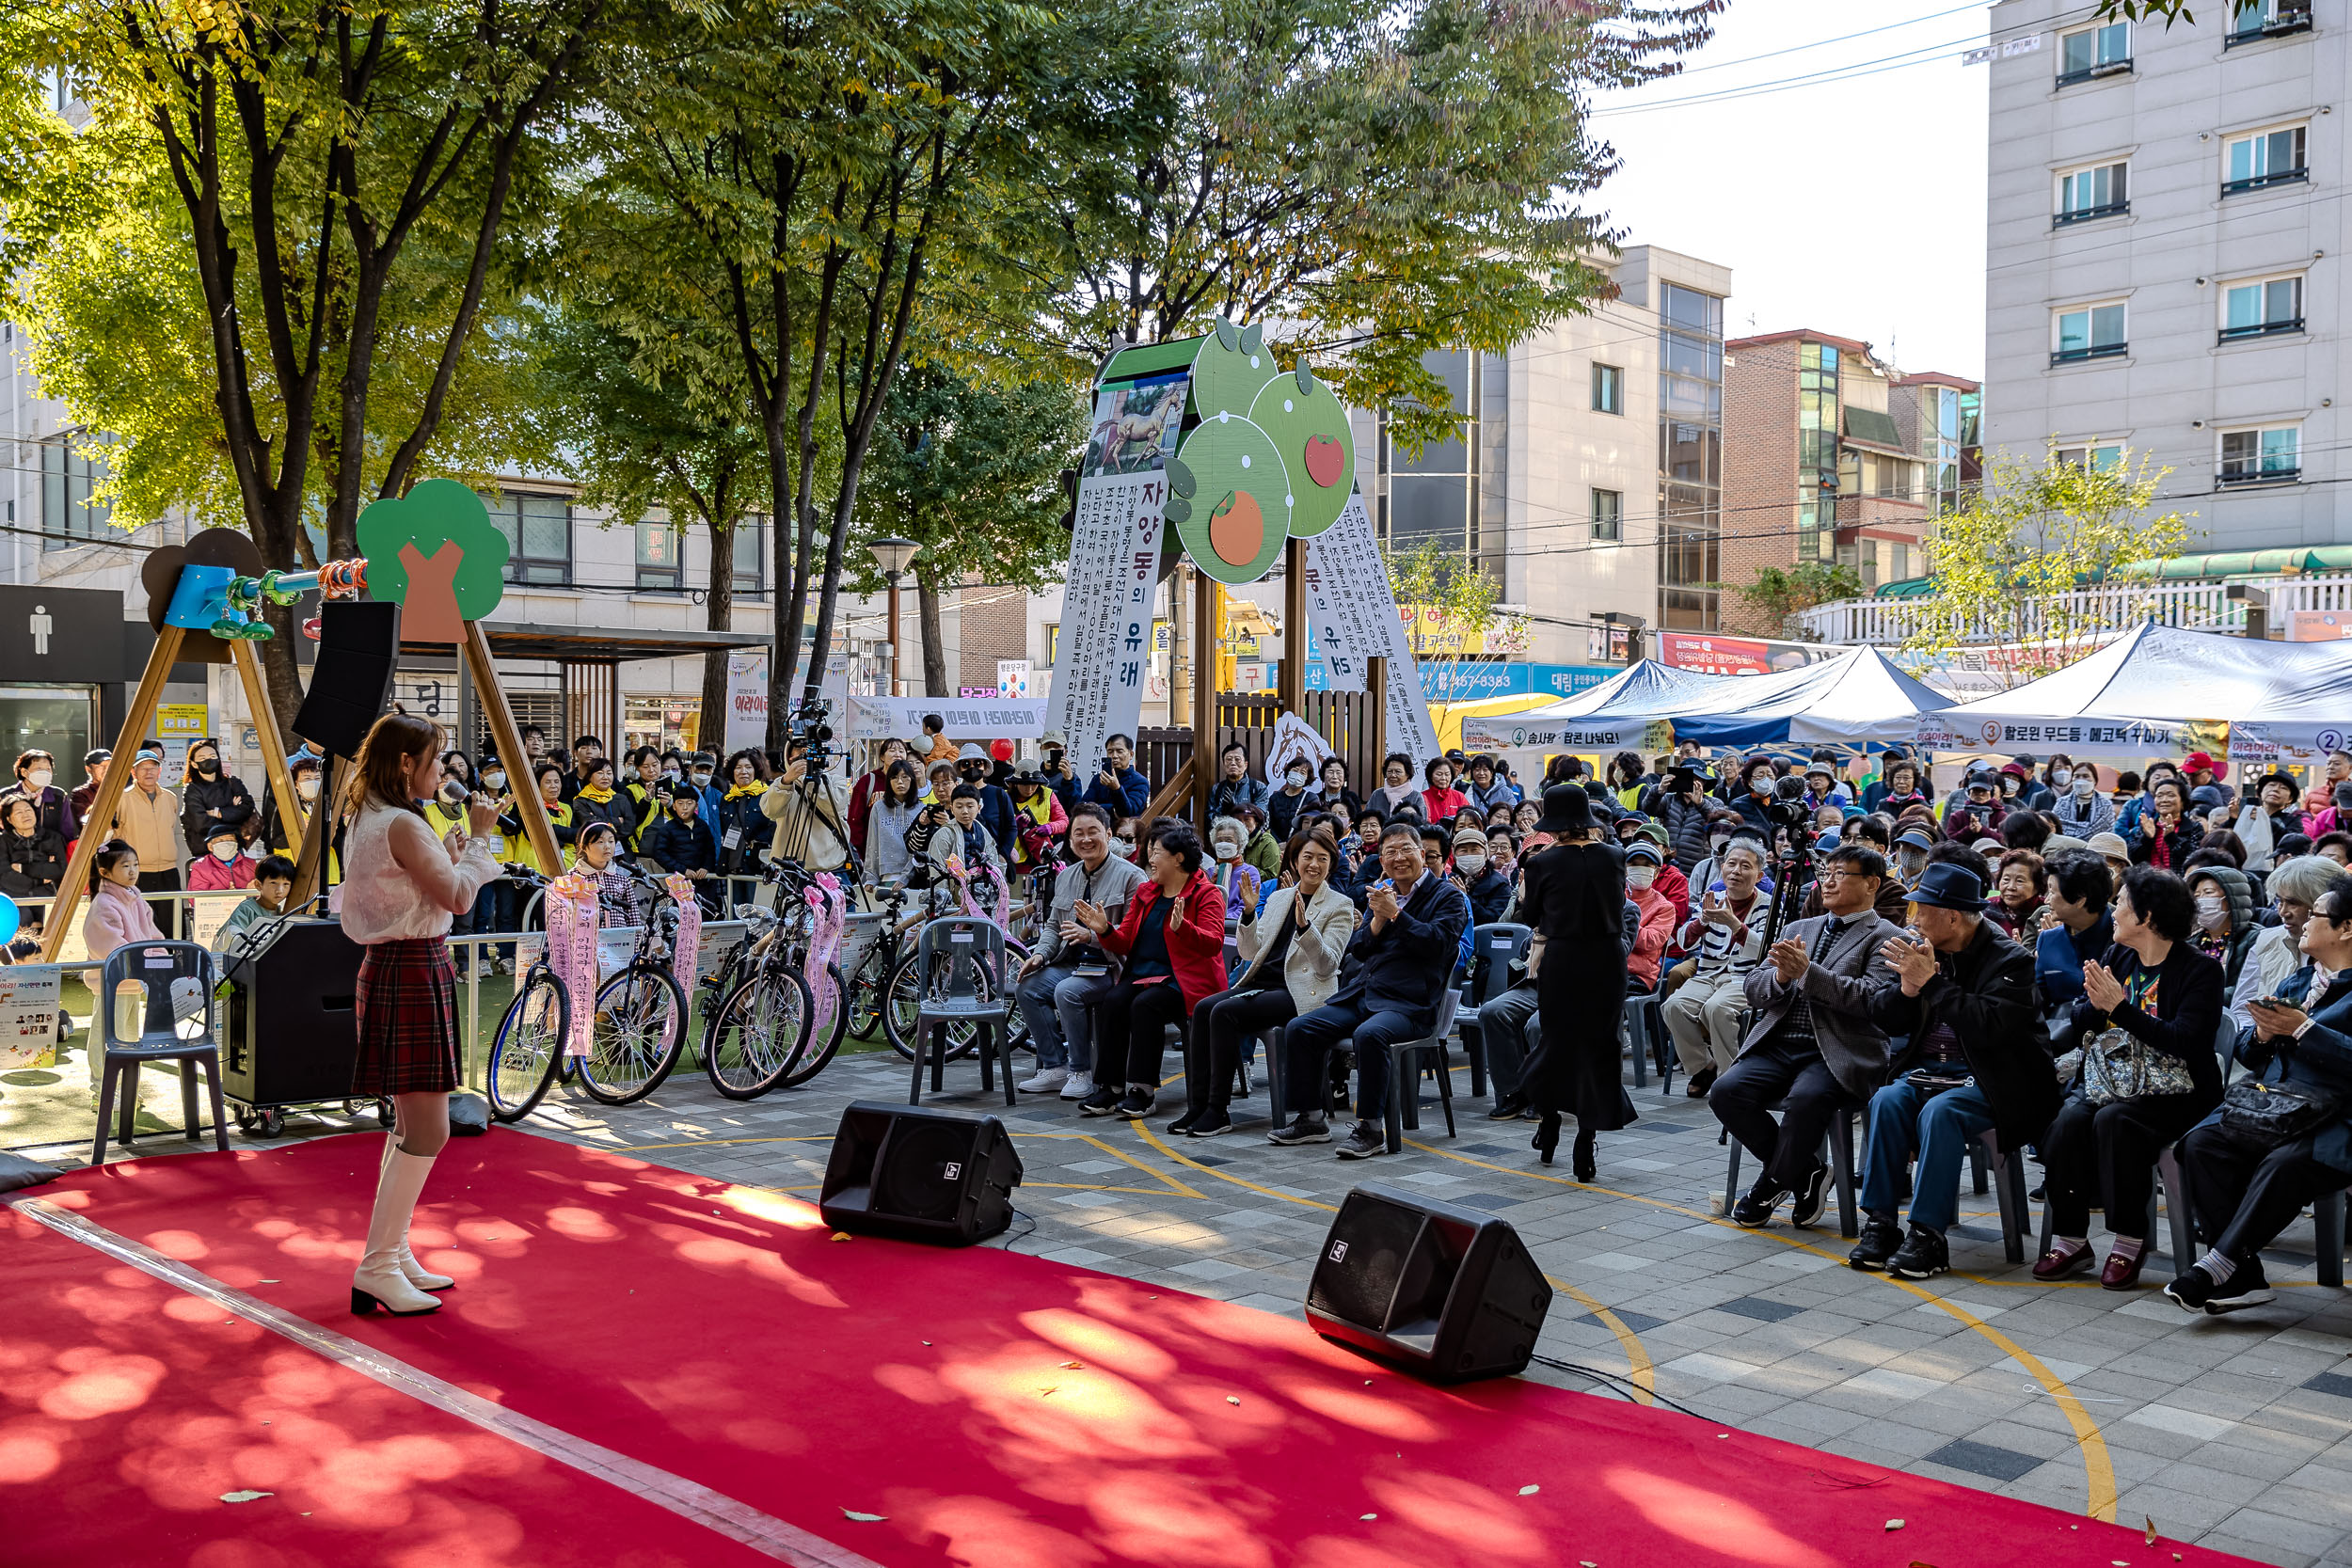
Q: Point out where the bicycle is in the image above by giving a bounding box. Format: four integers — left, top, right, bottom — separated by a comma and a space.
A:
574, 863, 694, 1104
697, 859, 840, 1100
483, 866, 577, 1124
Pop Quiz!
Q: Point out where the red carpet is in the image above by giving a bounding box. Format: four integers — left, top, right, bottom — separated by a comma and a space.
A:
4, 1132, 2259, 1568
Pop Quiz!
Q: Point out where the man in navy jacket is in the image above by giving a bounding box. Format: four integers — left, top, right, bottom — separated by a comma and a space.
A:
1271, 821, 1471, 1161
1079, 733, 1152, 818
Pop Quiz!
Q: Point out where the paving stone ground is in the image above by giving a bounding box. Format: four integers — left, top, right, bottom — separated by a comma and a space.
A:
25, 1039, 2352, 1567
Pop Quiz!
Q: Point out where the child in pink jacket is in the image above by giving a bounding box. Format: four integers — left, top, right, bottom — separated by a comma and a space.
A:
82, 840, 165, 959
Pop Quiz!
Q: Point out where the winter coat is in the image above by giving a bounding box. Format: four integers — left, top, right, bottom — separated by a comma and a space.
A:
180, 771, 257, 859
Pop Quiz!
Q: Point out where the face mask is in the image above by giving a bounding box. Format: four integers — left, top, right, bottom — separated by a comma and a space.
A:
1898, 849, 1927, 875
25, 769, 51, 791
196, 758, 219, 775
1628, 865, 1657, 889
1709, 835, 1731, 854
2000, 779, 2018, 797
2052, 768, 2073, 786
2195, 894, 2228, 930
1456, 853, 1486, 875
2070, 775, 2095, 797
484, 770, 506, 790
297, 777, 320, 800
691, 770, 712, 787
1287, 772, 1308, 790
211, 844, 238, 863
1114, 839, 1136, 859
1216, 843, 1240, 861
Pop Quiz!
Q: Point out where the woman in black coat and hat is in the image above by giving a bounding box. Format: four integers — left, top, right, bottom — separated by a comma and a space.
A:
1518, 783, 1637, 1179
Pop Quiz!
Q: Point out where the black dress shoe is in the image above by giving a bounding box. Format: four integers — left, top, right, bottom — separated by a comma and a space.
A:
1488, 1094, 1529, 1120
1685, 1066, 1717, 1098
1166, 1108, 1203, 1136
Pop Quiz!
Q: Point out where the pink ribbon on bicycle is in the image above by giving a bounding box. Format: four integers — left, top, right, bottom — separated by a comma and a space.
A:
664, 872, 703, 1000
545, 877, 600, 1058
803, 874, 846, 1032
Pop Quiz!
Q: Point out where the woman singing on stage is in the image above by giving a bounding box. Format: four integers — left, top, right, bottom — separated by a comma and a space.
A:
342, 713, 502, 1316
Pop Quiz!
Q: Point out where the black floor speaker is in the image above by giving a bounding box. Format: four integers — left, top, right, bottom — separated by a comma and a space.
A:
1306, 1182, 1551, 1383
294, 600, 401, 758
819, 1101, 1023, 1244
220, 919, 364, 1109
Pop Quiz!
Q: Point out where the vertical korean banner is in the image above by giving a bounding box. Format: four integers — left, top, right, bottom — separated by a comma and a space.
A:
1049, 373, 1186, 766
1303, 492, 1441, 764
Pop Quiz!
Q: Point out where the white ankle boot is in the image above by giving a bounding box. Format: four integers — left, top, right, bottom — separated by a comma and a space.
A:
378, 1136, 455, 1291
353, 1147, 444, 1316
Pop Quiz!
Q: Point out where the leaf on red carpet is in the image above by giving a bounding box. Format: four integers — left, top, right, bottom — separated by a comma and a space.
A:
1061, 1360, 1084, 1369
219, 1491, 273, 1504
840, 1510, 887, 1523
1518, 1485, 1540, 1496
1359, 1513, 1376, 1521
1884, 1519, 1905, 1530
830, 1232, 852, 1242
1227, 1396, 1241, 1405
2145, 1517, 2157, 1544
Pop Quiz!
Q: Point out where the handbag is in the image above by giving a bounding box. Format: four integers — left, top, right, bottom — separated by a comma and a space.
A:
2218, 1076, 2342, 1147
2077, 1026, 2196, 1105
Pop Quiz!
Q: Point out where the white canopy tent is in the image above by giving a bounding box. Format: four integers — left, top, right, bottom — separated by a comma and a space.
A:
1920, 623, 2352, 764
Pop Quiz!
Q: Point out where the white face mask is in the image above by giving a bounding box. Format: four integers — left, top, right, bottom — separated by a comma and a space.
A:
691, 770, 712, 787
25, 769, 51, 791
1628, 865, 1658, 889
211, 843, 239, 863
1216, 842, 1240, 861
2052, 768, 2073, 786
664, 766, 681, 781
483, 770, 506, 790
1456, 853, 1486, 875
2195, 894, 2228, 930
2073, 775, 2095, 796
1114, 839, 1136, 859
297, 777, 320, 800
1286, 772, 1308, 791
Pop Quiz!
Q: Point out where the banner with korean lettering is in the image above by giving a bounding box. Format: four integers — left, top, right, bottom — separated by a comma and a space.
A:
1302, 492, 1442, 765
1915, 713, 2229, 761
1050, 374, 1186, 766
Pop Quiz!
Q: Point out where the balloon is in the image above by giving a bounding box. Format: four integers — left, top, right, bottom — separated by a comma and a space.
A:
0, 894, 18, 948
989, 738, 1014, 763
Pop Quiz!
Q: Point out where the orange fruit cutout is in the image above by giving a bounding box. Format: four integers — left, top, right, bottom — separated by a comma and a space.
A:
1209, 489, 1265, 566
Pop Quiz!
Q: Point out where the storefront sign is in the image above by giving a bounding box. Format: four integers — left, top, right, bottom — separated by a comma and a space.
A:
1049, 373, 1185, 765
1658, 632, 1843, 677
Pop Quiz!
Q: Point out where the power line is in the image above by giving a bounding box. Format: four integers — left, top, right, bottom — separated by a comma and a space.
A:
1640, 1, 1994, 82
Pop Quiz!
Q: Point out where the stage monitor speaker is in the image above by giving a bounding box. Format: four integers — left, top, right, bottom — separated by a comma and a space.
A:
294, 600, 401, 758
221, 918, 365, 1109
1305, 1182, 1550, 1383
819, 1101, 1023, 1245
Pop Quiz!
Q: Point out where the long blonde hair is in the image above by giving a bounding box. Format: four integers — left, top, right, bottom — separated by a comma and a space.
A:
344, 713, 444, 819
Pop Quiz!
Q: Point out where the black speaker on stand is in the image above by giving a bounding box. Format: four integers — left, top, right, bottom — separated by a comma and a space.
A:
1306, 1182, 1551, 1383
294, 599, 401, 758
819, 1101, 1023, 1244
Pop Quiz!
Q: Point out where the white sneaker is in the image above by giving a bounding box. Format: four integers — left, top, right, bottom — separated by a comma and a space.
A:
1059, 1071, 1095, 1101
1018, 1067, 1070, 1094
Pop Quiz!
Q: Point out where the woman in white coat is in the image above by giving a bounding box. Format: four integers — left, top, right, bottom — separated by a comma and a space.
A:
1169, 825, 1357, 1138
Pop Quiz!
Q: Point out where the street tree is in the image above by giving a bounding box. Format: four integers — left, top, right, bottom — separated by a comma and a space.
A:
1736, 562, 1865, 638
1903, 450, 2200, 687
3, 0, 625, 723
1383, 536, 1531, 709
848, 361, 1086, 696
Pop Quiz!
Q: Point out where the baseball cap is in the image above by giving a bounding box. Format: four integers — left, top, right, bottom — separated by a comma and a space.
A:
1894, 825, 1934, 849
83, 748, 112, 767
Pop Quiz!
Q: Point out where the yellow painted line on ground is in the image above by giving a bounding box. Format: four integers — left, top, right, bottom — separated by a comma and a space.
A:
1403, 1136, 2119, 1523
1076, 1132, 1207, 1200
1129, 1122, 1659, 1405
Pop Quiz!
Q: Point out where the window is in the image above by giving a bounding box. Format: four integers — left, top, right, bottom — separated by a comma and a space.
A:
2056, 442, 2124, 472
40, 437, 112, 550
2219, 424, 2300, 485
2223, 125, 2307, 194
1592, 362, 1624, 415
1377, 347, 1504, 583
2056, 20, 2130, 84
2221, 275, 2304, 341
2052, 302, 2127, 364
485, 491, 571, 584
731, 517, 765, 595
1797, 341, 1840, 562
1656, 282, 1723, 629
2227, 0, 2311, 45
2055, 161, 2128, 225
1591, 488, 1622, 541
635, 519, 684, 591
1041, 624, 1059, 668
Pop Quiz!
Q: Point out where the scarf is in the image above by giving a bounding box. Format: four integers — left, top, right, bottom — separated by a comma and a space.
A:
577, 784, 617, 804
724, 782, 766, 800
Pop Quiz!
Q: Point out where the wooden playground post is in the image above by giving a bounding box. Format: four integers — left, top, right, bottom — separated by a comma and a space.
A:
463, 621, 565, 874
230, 640, 307, 863
41, 626, 186, 961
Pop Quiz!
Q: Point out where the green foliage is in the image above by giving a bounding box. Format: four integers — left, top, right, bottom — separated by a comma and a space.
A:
1381, 537, 1527, 705
1904, 448, 2201, 684
1030, 0, 1718, 452
356, 479, 513, 620
1738, 562, 1865, 635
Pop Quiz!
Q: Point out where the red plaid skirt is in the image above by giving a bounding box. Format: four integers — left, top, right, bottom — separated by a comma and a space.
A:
353, 937, 460, 1096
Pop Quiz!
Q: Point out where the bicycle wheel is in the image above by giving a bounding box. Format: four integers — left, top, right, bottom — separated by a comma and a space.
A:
846, 943, 891, 1039
578, 962, 690, 1104
884, 942, 1021, 1062
999, 939, 1033, 1055
778, 962, 848, 1088
485, 967, 570, 1122
705, 963, 814, 1100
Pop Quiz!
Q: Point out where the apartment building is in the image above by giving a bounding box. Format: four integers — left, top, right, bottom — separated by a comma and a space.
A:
1718, 329, 1981, 634
1983, 0, 2346, 542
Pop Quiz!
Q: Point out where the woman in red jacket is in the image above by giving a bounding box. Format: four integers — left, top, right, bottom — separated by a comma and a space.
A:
1072, 818, 1228, 1120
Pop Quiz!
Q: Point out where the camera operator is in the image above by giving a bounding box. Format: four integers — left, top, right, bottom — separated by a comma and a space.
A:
758, 708, 854, 875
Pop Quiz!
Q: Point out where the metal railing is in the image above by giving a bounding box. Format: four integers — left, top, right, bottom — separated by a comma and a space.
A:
1793, 570, 2352, 646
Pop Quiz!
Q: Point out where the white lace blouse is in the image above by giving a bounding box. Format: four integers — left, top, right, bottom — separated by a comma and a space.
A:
340, 800, 501, 944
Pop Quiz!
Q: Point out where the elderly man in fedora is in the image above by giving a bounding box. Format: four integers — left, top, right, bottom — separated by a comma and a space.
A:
1847, 861, 2058, 1280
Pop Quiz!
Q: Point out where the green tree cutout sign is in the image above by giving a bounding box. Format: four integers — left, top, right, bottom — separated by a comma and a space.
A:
355, 478, 511, 644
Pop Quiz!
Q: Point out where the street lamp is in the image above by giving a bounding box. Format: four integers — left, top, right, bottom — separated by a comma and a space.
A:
866, 536, 921, 696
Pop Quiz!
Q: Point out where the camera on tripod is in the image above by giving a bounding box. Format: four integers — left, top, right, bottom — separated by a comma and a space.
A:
787, 696, 836, 768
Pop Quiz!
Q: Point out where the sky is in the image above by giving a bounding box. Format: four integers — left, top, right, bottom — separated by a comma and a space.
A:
1589, 0, 1994, 377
